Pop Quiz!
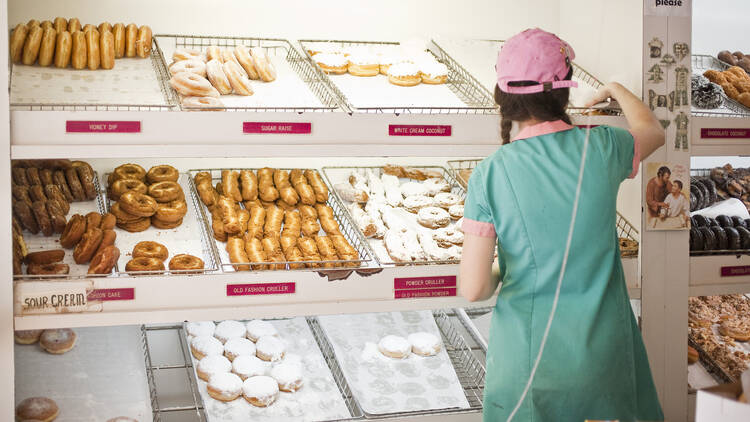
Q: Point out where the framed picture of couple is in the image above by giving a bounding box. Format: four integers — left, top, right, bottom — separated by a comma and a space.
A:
645, 162, 691, 231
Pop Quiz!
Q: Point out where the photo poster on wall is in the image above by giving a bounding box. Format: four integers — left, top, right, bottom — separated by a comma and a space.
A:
645, 162, 691, 231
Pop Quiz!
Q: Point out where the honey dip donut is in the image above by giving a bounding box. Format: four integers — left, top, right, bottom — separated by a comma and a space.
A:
186, 321, 215, 338
208, 372, 243, 401
255, 335, 285, 362
224, 337, 257, 361
151, 217, 182, 230
169, 72, 220, 97
190, 335, 224, 360
15, 397, 59, 422
22, 25, 43, 65
232, 355, 268, 380
100, 29, 115, 70
14, 329, 43, 345
135, 25, 152, 58
125, 257, 165, 273
197, 354, 232, 382
109, 179, 147, 201
38, 27, 57, 67
70, 30, 86, 70
54, 30, 72, 68
112, 23, 125, 58
125, 23, 137, 57
148, 181, 183, 203
132, 241, 169, 261
242, 375, 279, 407
9, 23, 28, 64
270, 362, 304, 392
408, 332, 442, 356
145, 165, 179, 184
169, 254, 204, 271
245, 319, 278, 342
40, 328, 77, 354
85, 28, 100, 70
378, 335, 411, 359
113, 163, 146, 182
119, 191, 157, 217
215, 320, 246, 344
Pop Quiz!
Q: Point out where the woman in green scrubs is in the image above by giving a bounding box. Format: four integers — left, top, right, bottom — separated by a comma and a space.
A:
459, 29, 666, 422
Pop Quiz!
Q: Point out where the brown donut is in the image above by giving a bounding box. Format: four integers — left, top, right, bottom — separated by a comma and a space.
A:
15, 397, 59, 421
85, 212, 102, 231
12, 185, 33, 205
40, 328, 77, 354
125, 23, 137, 57
9, 24, 28, 64
25, 249, 65, 265
65, 167, 85, 201
94, 229, 116, 256
152, 217, 182, 229
68, 18, 81, 33
73, 227, 103, 264
60, 214, 86, 248
146, 165, 180, 184
154, 199, 188, 223
100, 29, 115, 70
22, 25, 43, 65
76, 164, 97, 200
14, 200, 39, 234
109, 178, 147, 201
98, 22, 112, 34
26, 167, 41, 185
113, 163, 146, 182
136, 25, 152, 58
54, 17, 67, 34
71, 30, 86, 70
54, 30, 72, 68
85, 28, 100, 70
27, 262, 70, 275
41, 20, 53, 30
40, 168, 54, 185
46, 200, 67, 233
126, 256, 165, 272
38, 27, 57, 67
116, 217, 151, 232
14, 329, 43, 344
44, 184, 70, 214
99, 212, 116, 230
13, 167, 29, 185
148, 181, 183, 203
27, 19, 40, 28
29, 185, 47, 202
53, 170, 75, 202
110, 202, 142, 223
31, 201, 53, 236
88, 244, 119, 275
112, 23, 125, 58
132, 241, 168, 261
169, 254, 205, 271
119, 191, 157, 217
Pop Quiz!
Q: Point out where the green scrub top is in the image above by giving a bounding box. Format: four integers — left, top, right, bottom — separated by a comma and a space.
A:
462, 121, 663, 422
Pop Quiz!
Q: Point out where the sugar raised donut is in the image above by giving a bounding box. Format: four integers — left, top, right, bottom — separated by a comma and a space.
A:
208, 372, 243, 401
378, 335, 411, 359
232, 355, 268, 380
186, 321, 215, 338
223, 60, 254, 95
250, 47, 276, 82
205, 58, 232, 94
234, 45, 260, 80
169, 58, 207, 77
255, 335, 285, 362
197, 354, 232, 382
40, 328, 77, 354
408, 332, 441, 356
215, 320, 246, 344
15, 397, 59, 422
242, 375, 279, 407
270, 362, 303, 392
182, 96, 223, 110
170, 72, 220, 98
224, 337, 257, 361
173, 48, 203, 62
190, 335, 224, 360
245, 319, 278, 342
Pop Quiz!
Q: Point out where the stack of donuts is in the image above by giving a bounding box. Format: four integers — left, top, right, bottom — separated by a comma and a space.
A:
9, 17, 152, 70
193, 168, 358, 271
108, 164, 187, 232
168, 45, 277, 109
125, 240, 204, 273
59, 211, 120, 275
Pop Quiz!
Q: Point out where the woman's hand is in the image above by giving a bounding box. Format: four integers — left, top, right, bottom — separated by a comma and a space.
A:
585, 84, 613, 108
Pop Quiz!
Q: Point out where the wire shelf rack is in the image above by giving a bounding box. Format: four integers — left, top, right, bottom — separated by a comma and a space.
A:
688, 336, 736, 385
10, 37, 179, 111
691, 54, 750, 118
298, 39, 497, 115
155, 34, 339, 112
187, 168, 375, 272
321, 165, 466, 266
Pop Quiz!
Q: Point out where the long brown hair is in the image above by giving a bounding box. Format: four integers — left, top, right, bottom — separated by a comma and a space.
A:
495, 68, 573, 144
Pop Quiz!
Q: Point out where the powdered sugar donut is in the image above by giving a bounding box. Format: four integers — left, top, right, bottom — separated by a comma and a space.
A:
270, 362, 303, 392
378, 335, 411, 359
224, 337, 256, 361
408, 332, 442, 356
448, 204, 464, 220
402, 195, 434, 213
207, 372, 243, 401
456, 217, 464, 232
434, 192, 462, 209
190, 335, 224, 360
417, 206, 450, 229
423, 178, 451, 196
400, 181, 428, 197
232, 355, 268, 380
433, 227, 464, 247
186, 321, 215, 338
245, 319, 277, 342
256, 335, 285, 362
243, 375, 280, 407
214, 320, 246, 344
197, 354, 232, 382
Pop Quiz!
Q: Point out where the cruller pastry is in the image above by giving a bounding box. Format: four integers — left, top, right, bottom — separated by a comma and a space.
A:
262, 237, 286, 270
239, 170, 258, 201
244, 236, 268, 270
222, 170, 242, 202
227, 236, 251, 271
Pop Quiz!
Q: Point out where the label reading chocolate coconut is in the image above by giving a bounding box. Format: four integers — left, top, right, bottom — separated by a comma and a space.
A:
701, 128, 750, 139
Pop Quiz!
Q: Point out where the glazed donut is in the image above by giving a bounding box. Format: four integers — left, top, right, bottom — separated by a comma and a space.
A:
68, 18, 82, 33
234, 45, 260, 80
30, 184, 48, 202
82, 24, 97, 34
37, 27, 57, 67
417, 206, 451, 229
110, 178, 147, 200
304, 170, 329, 203
9, 24, 28, 64
181, 96, 224, 110
31, 201, 53, 236
169, 254, 204, 271
270, 362, 303, 392
100, 29, 115, 70
242, 376, 279, 407
54, 17, 67, 34
98, 22, 112, 34
75, 164, 97, 200
53, 170, 75, 201
73, 227, 103, 264
408, 332, 442, 356
65, 167, 85, 201
224, 337, 256, 361
186, 321, 215, 338
27, 19, 40, 29
434, 192, 462, 209
147, 165, 179, 184
85, 211, 103, 231
112, 23, 125, 58
155, 199, 188, 223
111, 202, 142, 223
232, 355, 268, 380
94, 228, 116, 255
255, 335, 285, 362
132, 240, 169, 261
85, 28, 100, 70
27, 263, 70, 275
402, 195, 434, 213
173, 48, 203, 62
169, 58, 207, 77
60, 214, 85, 248
22, 25, 43, 65
88, 245, 119, 275
197, 354, 232, 382
125, 257, 165, 273
206, 45, 222, 62
135, 25, 152, 58
191, 335, 224, 360
433, 227, 464, 247
117, 217, 151, 232
15, 397, 59, 422
41, 20, 53, 30
222, 170, 242, 202
113, 163, 146, 182
14, 329, 43, 345
125, 23, 137, 57
40, 328, 77, 354
378, 335, 411, 359
119, 190, 157, 216
152, 216, 182, 229
208, 372, 243, 402
205, 59, 232, 94
215, 320, 247, 344
223, 60, 254, 95
249, 47, 276, 82
70, 30, 86, 70
25, 249, 64, 265
169, 72, 220, 97
148, 181, 183, 203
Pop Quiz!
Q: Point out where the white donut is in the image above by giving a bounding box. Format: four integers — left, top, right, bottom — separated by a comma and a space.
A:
270, 362, 303, 392
186, 321, 215, 338
245, 319, 277, 342
224, 337, 257, 361
232, 355, 268, 380
250, 46, 276, 82
197, 354, 232, 382
434, 192, 462, 209
169, 59, 207, 77
207, 372, 243, 401
448, 204, 464, 219
214, 320, 246, 344
205, 59, 232, 95
408, 332, 442, 356
423, 178, 451, 196
169, 72, 220, 98
378, 335, 411, 359
206, 45, 222, 62
417, 206, 451, 229
223, 60, 254, 96
256, 335, 285, 362
400, 181, 428, 197
190, 335, 224, 360
433, 227, 464, 247
456, 217, 464, 233
402, 195, 434, 213
181, 96, 224, 110
242, 375, 280, 407
173, 48, 203, 62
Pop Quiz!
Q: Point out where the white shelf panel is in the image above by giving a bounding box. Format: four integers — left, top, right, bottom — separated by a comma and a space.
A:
690, 254, 750, 295
691, 116, 750, 156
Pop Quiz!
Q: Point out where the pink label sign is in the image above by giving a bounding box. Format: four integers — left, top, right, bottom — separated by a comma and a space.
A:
389, 125, 452, 136
243, 122, 311, 134
701, 128, 750, 139
66, 121, 141, 133
87, 288, 135, 301
394, 288, 457, 299
227, 282, 296, 296
394, 276, 456, 290
721, 265, 750, 277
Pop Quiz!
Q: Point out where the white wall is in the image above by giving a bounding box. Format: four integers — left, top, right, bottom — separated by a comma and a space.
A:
693, 0, 750, 55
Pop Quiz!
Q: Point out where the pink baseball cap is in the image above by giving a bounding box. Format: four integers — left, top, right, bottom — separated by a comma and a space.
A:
496, 28, 577, 94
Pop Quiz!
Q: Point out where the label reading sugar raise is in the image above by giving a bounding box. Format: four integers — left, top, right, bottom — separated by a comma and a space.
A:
243, 122, 311, 134
393, 275, 457, 290
227, 282, 296, 296
701, 128, 750, 139
87, 288, 135, 301
66, 121, 141, 133
388, 125, 452, 136
720, 265, 750, 277
394, 288, 457, 299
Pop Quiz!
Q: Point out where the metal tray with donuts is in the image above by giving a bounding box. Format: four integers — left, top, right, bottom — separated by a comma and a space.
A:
103, 163, 219, 276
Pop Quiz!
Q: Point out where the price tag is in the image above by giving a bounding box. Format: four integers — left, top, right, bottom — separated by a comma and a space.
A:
388, 125, 452, 136
87, 288, 135, 301
66, 121, 141, 133
227, 282, 296, 296
394, 288, 457, 299
243, 122, 311, 134
20, 287, 89, 314
701, 128, 750, 139
720, 266, 750, 277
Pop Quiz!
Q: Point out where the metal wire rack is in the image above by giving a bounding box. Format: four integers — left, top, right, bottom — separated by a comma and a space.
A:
688, 337, 736, 384
155, 34, 339, 112
298, 39, 497, 114
321, 165, 466, 266
9, 38, 178, 111
455, 306, 494, 353
691, 54, 750, 118
187, 168, 375, 271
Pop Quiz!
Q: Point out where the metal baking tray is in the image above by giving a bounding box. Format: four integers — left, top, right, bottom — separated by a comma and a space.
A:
155, 34, 339, 112
688, 337, 735, 384
298, 39, 496, 114
10, 37, 178, 111
321, 165, 465, 266
187, 168, 375, 271
692, 54, 750, 118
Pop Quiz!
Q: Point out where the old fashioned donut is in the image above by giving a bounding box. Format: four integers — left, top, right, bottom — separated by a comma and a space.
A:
112, 23, 125, 58
38, 27, 57, 66
15, 397, 59, 422
169, 254, 204, 271
14, 200, 39, 234
40, 168, 54, 185
125, 257, 165, 273
173, 48, 203, 62
197, 354, 232, 382
181, 96, 224, 110
378, 335, 411, 359
119, 191, 157, 217
113, 163, 146, 182
44, 184, 70, 213
99, 212, 116, 230
408, 332, 442, 356
53, 170, 75, 201
40, 328, 77, 354
85, 212, 103, 231
224, 337, 256, 361
76, 166, 97, 200
43, 200, 65, 232
14, 329, 43, 345
29, 184, 48, 202
85, 28, 100, 70
31, 201, 53, 236
93, 228, 116, 257
170, 72, 220, 97
433, 227, 464, 247
25, 249, 64, 265
270, 362, 303, 392
9, 23, 28, 63
111, 202, 141, 223
135, 25, 152, 58
27, 263, 70, 276
154, 199, 187, 223
417, 206, 450, 229
255, 335, 285, 362
22, 25, 43, 65
151, 217, 182, 230
73, 227, 103, 264
242, 376, 279, 407
13, 167, 30, 185
223, 60, 254, 95
186, 321, 215, 338
132, 241, 168, 261
234, 45, 260, 80
65, 167, 85, 201
100, 29, 115, 70
434, 192, 462, 209
125, 23, 137, 57
191, 335, 224, 360
88, 245, 120, 275
12, 185, 32, 205
169, 58, 207, 77
206, 59, 232, 94
215, 320, 246, 344
232, 355, 267, 380
148, 181, 182, 203
110, 178, 147, 201
117, 217, 151, 232
68, 18, 82, 33
60, 214, 86, 248
70, 30, 86, 69
146, 165, 179, 184
208, 372, 243, 402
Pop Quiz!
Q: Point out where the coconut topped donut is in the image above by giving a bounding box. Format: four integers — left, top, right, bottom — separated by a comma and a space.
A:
245, 319, 277, 342
314, 53, 347, 67
387, 62, 419, 77
378, 335, 411, 359
186, 321, 215, 338
408, 332, 442, 356
347, 52, 378, 65
214, 320, 246, 344
418, 61, 448, 77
